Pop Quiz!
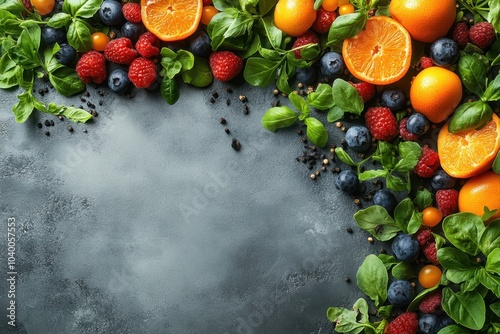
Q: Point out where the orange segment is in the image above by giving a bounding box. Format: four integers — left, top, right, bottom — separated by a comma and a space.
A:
141, 0, 202, 42
438, 114, 500, 178
342, 16, 412, 85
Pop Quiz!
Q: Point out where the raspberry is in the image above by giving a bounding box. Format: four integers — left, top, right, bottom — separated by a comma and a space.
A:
436, 189, 458, 217
311, 7, 337, 34
349, 81, 375, 102
449, 22, 469, 49
292, 30, 320, 59
415, 229, 434, 247
399, 118, 420, 141
414, 146, 440, 178
104, 37, 138, 65
128, 57, 157, 88
22, 0, 33, 12
364, 107, 398, 142
420, 56, 433, 69
209, 51, 243, 82
122, 2, 141, 23
136, 32, 160, 58
423, 242, 440, 265
387, 312, 419, 334
469, 22, 495, 50
75, 51, 106, 84
419, 291, 442, 314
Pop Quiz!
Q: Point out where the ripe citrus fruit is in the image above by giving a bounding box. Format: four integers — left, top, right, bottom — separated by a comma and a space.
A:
458, 171, 500, 222
389, 0, 456, 43
438, 114, 500, 178
141, 0, 203, 41
31, 0, 55, 15
342, 16, 412, 85
273, 0, 317, 37
410, 67, 462, 124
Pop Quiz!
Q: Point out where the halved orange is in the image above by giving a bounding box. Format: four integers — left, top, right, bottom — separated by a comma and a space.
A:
342, 16, 412, 85
141, 0, 203, 42
438, 114, 500, 178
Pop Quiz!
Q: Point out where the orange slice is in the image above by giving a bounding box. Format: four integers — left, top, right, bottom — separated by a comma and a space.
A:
342, 16, 412, 85
438, 114, 500, 178
141, 0, 203, 42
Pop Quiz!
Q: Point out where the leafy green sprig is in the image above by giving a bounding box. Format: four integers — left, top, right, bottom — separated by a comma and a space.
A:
457, 0, 500, 33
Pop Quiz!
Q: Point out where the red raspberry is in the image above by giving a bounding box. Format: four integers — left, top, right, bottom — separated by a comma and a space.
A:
104, 37, 138, 65
349, 81, 375, 103
414, 146, 440, 178
469, 22, 495, 50
423, 242, 440, 265
75, 51, 106, 84
292, 30, 320, 59
122, 2, 141, 23
419, 290, 442, 314
136, 32, 160, 58
209, 51, 243, 82
415, 229, 434, 247
128, 57, 157, 88
203, 0, 212, 4
420, 56, 433, 69
364, 107, 398, 142
436, 189, 458, 217
399, 118, 420, 141
449, 22, 469, 49
311, 7, 337, 34
387, 312, 419, 334
22, 0, 33, 12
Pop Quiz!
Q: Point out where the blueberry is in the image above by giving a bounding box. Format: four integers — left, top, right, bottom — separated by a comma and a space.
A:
54, 43, 76, 65
380, 88, 406, 111
188, 30, 211, 58
430, 38, 459, 67
295, 66, 318, 87
345, 125, 371, 152
434, 314, 455, 333
406, 112, 430, 135
391, 233, 420, 262
419, 314, 438, 334
387, 280, 414, 307
320, 51, 345, 79
42, 26, 66, 46
373, 189, 398, 216
431, 170, 456, 190
164, 41, 188, 53
120, 22, 145, 43
108, 68, 130, 94
99, 0, 125, 26
335, 170, 359, 194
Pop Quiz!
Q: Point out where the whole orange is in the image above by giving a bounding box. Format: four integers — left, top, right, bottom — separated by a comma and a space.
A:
410, 67, 462, 124
458, 171, 500, 222
389, 0, 456, 43
274, 0, 317, 37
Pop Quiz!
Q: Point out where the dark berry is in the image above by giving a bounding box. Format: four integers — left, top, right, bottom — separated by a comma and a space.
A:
54, 43, 76, 65
319, 51, 345, 79
295, 66, 318, 87
108, 68, 130, 94
41, 26, 66, 46
406, 112, 430, 135
187, 30, 211, 58
99, 0, 125, 26
430, 38, 459, 67
380, 88, 406, 111
387, 280, 414, 307
345, 125, 371, 152
431, 170, 456, 190
335, 170, 359, 194
120, 21, 145, 43
391, 233, 420, 262
419, 314, 438, 334
434, 314, 456, 332
373, 189, 398, 216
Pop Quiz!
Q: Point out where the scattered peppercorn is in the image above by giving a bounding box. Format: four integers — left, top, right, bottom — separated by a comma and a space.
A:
231, 138, 241, 151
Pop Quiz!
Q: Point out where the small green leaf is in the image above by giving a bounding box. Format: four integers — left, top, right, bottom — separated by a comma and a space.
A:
392, 262, 416, 280
49, 67, 86, 96
415, 188, 434, 211
289, 91, 309, 115
483, 73, 500, 101
261, 106, 298, 132
442, 288, 485, 330
332, 78, 364, 114
394, 198, 413, 234
326, 12, 367, 51
12, 91, 35, 123
437, 247, 471, 270
243, 57, 281, 87
458, 54, 487, 96
485, 248, 500, 275
442, 212, 485, 255
354, 206, 401, 241
67, 18, 92, 52
356, 254, 388, 308
327, 105, 344, 122
479, 219, 500, 256
307, 83, 334, 110
407, 285, 440, 311
176, 50, 195, 71
160, 78, 180, 105
48, 12, 72, 28
448, 101, 493, 134
181, 57, 213, 87
304, 117, 328, 147
335, 147, 356, 166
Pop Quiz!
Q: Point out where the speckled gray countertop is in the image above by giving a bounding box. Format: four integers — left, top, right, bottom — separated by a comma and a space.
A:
0, 79, 381, 334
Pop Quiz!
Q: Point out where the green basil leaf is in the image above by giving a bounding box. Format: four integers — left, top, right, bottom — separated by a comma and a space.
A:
240, 34, 260, 59
356, 254, 388, 308
415, 188, 433, 211
67, 18, 92, 52
479, 219, 500, 256
393, 141, 421, 172
166, 61, 183, 79
0, 53, 19, 89
49, 67, 86, 96
485, 248, 500, 275
213, 0, 240, 10
391, 261, 416, 280
176, 50, 195, 71
443, 212, 485, 255
407, 285, 441, 311
326, 12, 367, 52
258, 48, 282, 60
374, 141, 396, 169
257, 16, 283, 50
48, 12, 72, 28
437, 325, 472, 334
44, 44, 64, 73
65, 0, 102, 18
335, 147, 357, 166
307, 83, 334, 110
276, 63, 293, 95
494, 150, 500, 175
378, 254, 397, 270
491, 300, 500, 317
160, 47, 176, 58
437, 247, 471, 270
386, 173, 409, 192
258, 0, 277, 15
8, 26, 41, 69
448, 101, 493, 134
0, 11, 23, 37
446, 268, 475, 284
442, 288, 485, 330
181, 57, 213, 87
353, 206, 401, 241
326, 306, 366, 334
327, 105, 344, 122
394, 198, 413, 234
407, 211, 422, 235
488, 0, 500, 33
304, 117, 328, 147
478, 268, 500, 298
0, 0, 28, 16
358, 169, 387, 181
160, 78, 180, 105
483, 73, 500, 101
223, 11, 254, 39
57, 105, 92, 123
12, 91, 35, 123
289, 91, 309, 116
261, 106, 298, 131
332, 78, 364, 114
458, 54, 487, 96
207, 11, 236, 50
243, 57, 280, 87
